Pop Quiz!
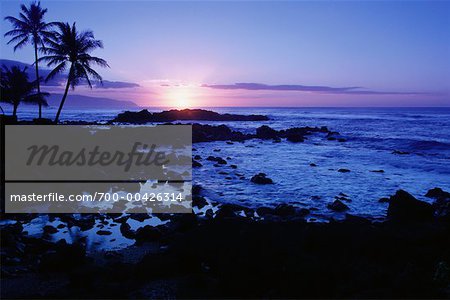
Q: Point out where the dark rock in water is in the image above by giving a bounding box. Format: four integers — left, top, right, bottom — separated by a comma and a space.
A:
97, 230, 112, 236
206, 156, 227, 164
338, 168, 351, 173
425, 188, 450, 199
392, 150, 410, 155
192, 159, 202, 168
344, 214, 371, 225
110, 109, 269, 124
216, 158, 227, 165
226, 141, 234, 145
213, 149, 221, 152
387, 190, 434, 222
56, 224, 65, 229
379, 197, 390, 203
194, 155, 202, 160
129, 214, 150, 222
192, 185, 202, 196
327, 200, 349, 212
135, 225, 162, 242
298, 208, 310, 217
43, 225, 58, 234
215, 204, 239, 219
205, 208, 214, 219
274, 204, 296, 216
256, 125, 278, 140
120, 222, 136, 239
76, 215, 96, 231
33, 118, 53, 125
230, 164, 238, 169
286, 133, 304, 143
192, 196, 208, 209
370, 170, 385, 173
256, 207, 275, 216
251, 173, 274, 184
193, 124, 253, 143
310, 163, 317, 167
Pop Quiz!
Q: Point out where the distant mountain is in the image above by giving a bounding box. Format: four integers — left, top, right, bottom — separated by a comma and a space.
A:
0, 59, 140, 88
47, 94, 139, 109
1, 59, 140, 108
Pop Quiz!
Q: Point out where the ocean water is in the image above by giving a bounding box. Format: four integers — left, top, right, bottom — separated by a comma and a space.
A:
3, 106, 450, 221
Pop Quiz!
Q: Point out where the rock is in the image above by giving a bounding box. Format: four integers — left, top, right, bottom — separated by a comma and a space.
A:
392, 150, 410, 155
286, 133, 304, 143
135, 225, 162, 242
298, 208, 310, 217
338, 168, 351, 173
309, 163, 317, 167
256, 125, 279, 140
379, 197, 390, 203
129, 214, 150, 222
110, 108, 269, 124
120, 222, 136, 239
192, 124, 253, 143
215, 204, 238, 219
370, 170, 385, 173
205, 208, 214, 219
251, 173, 274, 184
192, 159, 203, 168
256, 207, 275, 216
194, 155, 202, 160
97, 230, 112, 236
387, 190, 434, 222
216, 158, 227, 165
192, 196, 208, 209
274, 204, 296, 216
192, 185, 202, 195
344, 214, 371, 225
230, 164, 238, 169
206, 156, 227, 164
425, 188, 450, 199
43, 225, 58, 234
327, 200, 349, 212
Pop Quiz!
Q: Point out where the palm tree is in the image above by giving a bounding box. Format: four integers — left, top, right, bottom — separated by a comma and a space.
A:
0, 65, 48, 117
4, 1, 55, 119
40, 22, 109, 123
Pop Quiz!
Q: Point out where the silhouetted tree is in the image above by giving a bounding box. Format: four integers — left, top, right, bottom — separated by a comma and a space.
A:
0, 65, 48, 117
40, 22, 109, 123
4, 1, 55, 118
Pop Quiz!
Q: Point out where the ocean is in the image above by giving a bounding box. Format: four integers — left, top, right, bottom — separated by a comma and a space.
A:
3, 106, 450, 221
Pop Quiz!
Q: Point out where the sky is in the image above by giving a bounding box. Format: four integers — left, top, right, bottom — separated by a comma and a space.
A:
1, 0, 449, 107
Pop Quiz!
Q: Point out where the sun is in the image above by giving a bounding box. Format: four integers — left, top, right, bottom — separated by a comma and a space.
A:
166, 86, 195, 108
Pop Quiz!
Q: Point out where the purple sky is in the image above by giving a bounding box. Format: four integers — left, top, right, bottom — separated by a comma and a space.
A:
1, 1, 449, 107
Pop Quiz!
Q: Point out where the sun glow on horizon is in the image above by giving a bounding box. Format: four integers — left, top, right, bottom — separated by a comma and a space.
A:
164, 85, 199, 108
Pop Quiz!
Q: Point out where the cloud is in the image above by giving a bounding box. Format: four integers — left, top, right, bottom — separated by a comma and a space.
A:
202, 82, 430, 95
94, 81, 140, 89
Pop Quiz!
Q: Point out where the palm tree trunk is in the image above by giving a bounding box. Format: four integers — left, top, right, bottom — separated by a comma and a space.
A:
54, 64, 73, 124
34, 41, 42, 119
12, 103, 18, 117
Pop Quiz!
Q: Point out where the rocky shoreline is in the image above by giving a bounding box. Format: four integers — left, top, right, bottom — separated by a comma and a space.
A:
1, 187, 450, 298
1, 109, 449, 298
